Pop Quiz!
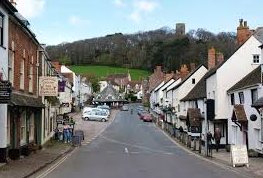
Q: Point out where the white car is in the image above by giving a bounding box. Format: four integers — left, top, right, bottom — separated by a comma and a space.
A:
82, 108, 108, 122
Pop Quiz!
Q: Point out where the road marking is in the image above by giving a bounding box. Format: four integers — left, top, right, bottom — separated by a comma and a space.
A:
100, 134, 173, 155
125, 147, 129, 154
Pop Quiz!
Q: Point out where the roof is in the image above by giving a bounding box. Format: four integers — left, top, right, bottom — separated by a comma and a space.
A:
181, 73, 208, 101
61, 73, 74, 83
187, 108, 203, 126
95, 84, 123, 102
1, 0, 17, 13
227, 66, 261, 93
107, 73, 128, 79
154, 81, 165, 92
161, 78, 176, 91
232, 104, 248, 122
169, 65, 206, 91
9, 92, 44, 108
205, 27, 263, 80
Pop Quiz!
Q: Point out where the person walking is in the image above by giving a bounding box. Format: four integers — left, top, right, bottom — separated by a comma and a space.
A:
207, 131, 213, 157
63, 122, 70, 143
214, 128, 222, 152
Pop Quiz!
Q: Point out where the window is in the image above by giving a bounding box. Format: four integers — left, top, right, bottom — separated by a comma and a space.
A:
253, 54, 260, 64
29, 114, 34, 141
251, 89, 258, 104
177, 104, 180, 112
8, 44, 14, 85
261, 118, 263, 142
232, 125, 238, 144
239, 92, 244, 104
20, 112, 26, 145
230, 93, 235, 105
192, 78, 195, 84
0, 13, 4, 46
255, 129, 261, 149
20, 59, 25, 90
29, 56, 33, 93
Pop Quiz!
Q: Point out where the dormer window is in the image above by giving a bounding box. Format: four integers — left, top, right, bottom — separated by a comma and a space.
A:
253, 54, 260, 64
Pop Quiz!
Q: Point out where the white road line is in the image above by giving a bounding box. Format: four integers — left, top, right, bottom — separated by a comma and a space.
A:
125, 147, 129, 154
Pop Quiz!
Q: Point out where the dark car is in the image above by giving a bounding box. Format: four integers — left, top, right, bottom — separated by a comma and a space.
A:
139, 111, 148, 120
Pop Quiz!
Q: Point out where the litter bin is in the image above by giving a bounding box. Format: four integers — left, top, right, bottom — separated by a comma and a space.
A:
72, 135, 82, 147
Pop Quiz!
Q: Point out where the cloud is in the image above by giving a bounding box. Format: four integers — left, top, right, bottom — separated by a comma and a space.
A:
134, 0, 158, 13
129, 11, 140, 23
16, 0, 45, 19
113, 0, 125, 7
69, 15, 90, 26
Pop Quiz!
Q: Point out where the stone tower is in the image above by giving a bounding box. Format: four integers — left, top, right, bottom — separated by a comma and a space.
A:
176, 23, 186, 36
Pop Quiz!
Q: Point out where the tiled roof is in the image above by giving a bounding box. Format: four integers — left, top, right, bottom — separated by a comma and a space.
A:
10, 92, 44, 108
227, 66, 261, 93
232, 104, 247, 122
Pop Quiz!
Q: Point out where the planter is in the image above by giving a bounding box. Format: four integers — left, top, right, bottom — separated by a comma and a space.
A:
8, 149, 20, 160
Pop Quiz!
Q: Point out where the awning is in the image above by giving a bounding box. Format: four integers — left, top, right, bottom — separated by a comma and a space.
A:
9, 92, 44, 108
232, 104, 247, 122
187, 108, 203, 126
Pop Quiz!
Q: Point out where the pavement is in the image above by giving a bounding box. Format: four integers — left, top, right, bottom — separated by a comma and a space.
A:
0, 109, 117, 178
33, 104, 251, 178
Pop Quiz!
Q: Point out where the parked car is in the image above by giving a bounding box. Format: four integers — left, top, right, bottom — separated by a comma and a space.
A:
138, 109, 146, 115
121, 105, 129, 111
97, 105, 110, 110
82, 108, 108, 122
142, 114, 153, 122
139, 111, 148, 120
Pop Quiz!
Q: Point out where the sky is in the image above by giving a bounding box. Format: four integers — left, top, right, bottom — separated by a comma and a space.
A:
15, 0, 263, 45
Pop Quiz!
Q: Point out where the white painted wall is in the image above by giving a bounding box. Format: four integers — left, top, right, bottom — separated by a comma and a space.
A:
228, 85, 263, 152
59, 82, 73, 114
0, 5, 9, 149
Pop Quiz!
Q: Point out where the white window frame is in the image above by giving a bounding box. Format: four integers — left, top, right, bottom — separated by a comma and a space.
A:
8, 48, 14, 85
238, 92, 245, 104
29, 56, 34, 93
29, 113, 34, 142
253, 54, 260, 64
20, 112, 26, 146
20, 59, 25, 90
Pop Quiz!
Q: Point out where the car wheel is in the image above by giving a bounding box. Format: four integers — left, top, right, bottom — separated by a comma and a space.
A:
101, 118, 106, 122
85, 117, 89, 121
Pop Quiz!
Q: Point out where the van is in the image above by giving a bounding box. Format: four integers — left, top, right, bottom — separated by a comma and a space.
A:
82, 108, 108, 122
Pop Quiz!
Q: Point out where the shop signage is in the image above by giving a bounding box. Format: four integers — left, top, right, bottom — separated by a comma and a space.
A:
0, 81, 12, 103
230, 145, 249, 167
39, 77, 58, 96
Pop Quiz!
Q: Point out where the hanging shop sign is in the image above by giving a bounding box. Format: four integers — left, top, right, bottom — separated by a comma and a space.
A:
0, 81, 12, 103
39, 77, 58, 96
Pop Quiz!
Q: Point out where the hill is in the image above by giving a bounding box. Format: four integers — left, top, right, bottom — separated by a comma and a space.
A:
70, 65, 150, 81
46, 27, 238, 73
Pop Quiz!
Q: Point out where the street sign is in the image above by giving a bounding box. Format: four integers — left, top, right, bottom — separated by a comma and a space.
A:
0, 81, 12, 104
230, 145, 249, 167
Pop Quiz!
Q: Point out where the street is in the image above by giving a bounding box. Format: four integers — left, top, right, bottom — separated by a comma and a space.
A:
38, 104, 244, 178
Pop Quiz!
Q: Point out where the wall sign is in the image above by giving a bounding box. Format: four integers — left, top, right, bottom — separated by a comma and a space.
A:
39, 77, 58, 96
0, 81, 12, 103
230, 145, 249, 167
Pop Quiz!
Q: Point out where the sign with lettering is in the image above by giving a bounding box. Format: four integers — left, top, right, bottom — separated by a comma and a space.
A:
230, 145, 249, 167
39, 77, 58, 96
0, 81, 12, 103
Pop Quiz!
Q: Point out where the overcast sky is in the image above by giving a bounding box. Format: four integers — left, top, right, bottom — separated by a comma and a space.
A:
15, 0, 263, 45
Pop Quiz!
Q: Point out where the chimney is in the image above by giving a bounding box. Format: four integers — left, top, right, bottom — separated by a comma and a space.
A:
208, 46, 216, 70
190, 63, 196, 72
175, 70, 181, 79
237, 19, 251, 45
9, 0, 17, 6
156, 66, 162, 73
180, 64, 189, 80
216, 52, 224, 66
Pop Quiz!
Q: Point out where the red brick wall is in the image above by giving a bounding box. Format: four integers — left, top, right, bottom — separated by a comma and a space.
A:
208, 46, 216, 70
9, 19, 38, 95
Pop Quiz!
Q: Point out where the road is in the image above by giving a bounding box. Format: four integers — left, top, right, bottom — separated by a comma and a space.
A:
40, 104, 244, 178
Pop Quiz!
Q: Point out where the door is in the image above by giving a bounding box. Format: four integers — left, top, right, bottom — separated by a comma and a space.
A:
255, 129, 260, 149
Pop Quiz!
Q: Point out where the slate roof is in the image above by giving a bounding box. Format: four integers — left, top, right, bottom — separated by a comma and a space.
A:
10, 92, 44, 108
94, 84, 126, 102
227, 66, 261, 93
181, 73, 208, 101
169, 65, 206, 91
232, 104, 248, 122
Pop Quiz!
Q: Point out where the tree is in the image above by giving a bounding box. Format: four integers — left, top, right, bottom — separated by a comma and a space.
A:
91, 77, 100, 93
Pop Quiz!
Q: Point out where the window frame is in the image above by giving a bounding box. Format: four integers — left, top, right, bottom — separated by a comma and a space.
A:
230, 93, 235, 105
238, 92, 245, 104
251, 89, 258, 104
20, 59, 25, 90
253, 54, 260, 64
20, 112, 27, 146
28, 56, 34, 93
8, 49, 14, 85
192, 78, 195, 84
0, 12, 4, 46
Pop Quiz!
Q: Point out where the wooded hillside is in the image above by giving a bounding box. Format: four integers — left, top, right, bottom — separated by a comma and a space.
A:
46, 27, 238, 73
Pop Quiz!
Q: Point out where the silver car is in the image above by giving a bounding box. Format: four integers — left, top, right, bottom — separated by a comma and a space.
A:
82, 108, 108, 122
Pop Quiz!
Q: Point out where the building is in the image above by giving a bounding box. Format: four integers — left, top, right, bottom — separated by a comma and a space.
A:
93, 84, 127, 107
205, 24, 263, 147
106, 73, 131, 90
0, 0, 17, 163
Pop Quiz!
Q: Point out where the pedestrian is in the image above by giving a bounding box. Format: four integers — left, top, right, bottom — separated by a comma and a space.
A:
214, 128, 222, 152
207, 131, 213, 157
63, 122, 70, 143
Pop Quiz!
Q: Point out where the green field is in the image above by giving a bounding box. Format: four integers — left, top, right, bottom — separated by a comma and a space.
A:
70, 65, 151, 80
